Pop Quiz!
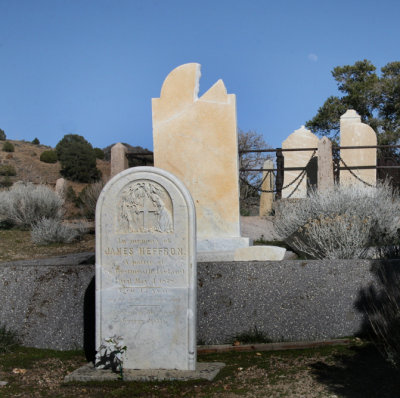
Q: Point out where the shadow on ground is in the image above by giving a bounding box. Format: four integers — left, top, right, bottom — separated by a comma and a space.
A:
311, 344, 400, 398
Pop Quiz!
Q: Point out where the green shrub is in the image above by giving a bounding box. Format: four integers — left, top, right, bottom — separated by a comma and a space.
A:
65, 186, 77, 203
31, 218, 86, 245
77, 181, 104, 219
0, 129, 5, 141
56, 134, 101, 182
0, 165, 16, 176
2, 142, 14, 152
0, 176, 13, 188
94, 147, 105, 159
40, 150, 58, 163
32, 137, 40, 145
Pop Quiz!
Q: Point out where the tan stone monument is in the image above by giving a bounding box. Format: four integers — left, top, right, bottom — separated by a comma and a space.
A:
317, 137, 334, 191
281, 126, 319, 198
55, 178, 66, 198
111, 143, 128, 178
152, 63, 249, 251
259, 159, 274, 217
340, 110, 377, 186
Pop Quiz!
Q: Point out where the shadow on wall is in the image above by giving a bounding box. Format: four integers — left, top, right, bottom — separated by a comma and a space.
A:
311, 260, 400, 397
84, 276, 96, 362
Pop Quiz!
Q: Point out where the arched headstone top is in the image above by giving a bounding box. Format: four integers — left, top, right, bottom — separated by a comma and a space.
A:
340, 109, 362, 126
282, 125, 319, 148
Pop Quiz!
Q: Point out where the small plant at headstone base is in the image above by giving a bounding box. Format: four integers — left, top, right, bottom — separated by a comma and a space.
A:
0, 128, 5, 141
31, 217, 86, 245
231, 326, 272, 345
31, 137, 40, 145
274, 182, 400, 259
2, 141, 14, 152
0, 182, 64, 229
0, 324, 20, 353
95, 336, 127, 379
39, 150, 58, 163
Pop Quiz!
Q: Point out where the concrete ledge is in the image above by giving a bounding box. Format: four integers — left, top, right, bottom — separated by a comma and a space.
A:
197, 338, 352, 354
197, 236, 250, 252
1, 253, 397, 350
64, 362, 225, 382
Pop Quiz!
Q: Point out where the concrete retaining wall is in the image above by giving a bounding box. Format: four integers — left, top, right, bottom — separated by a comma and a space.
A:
0, 253, 391, 351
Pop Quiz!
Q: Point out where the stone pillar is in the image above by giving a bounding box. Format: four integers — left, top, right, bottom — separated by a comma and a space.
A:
281, 126, 319, 198
259, 159, 274, 217
111, 143, 128, 177
55, 178, 66, 198
340, 110, 377, 186
317, 137, 334, 191
152, 63, 249, 252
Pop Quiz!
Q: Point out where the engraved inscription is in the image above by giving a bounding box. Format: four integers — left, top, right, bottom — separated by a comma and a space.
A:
119, 181, 173, 233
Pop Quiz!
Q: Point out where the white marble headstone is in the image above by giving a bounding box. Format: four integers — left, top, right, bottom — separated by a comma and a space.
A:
96, 167, 197, 370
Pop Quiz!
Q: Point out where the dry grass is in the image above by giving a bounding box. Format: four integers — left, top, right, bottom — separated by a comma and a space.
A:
0, 229, 95, 262
1, 343, 399, 397
0, 139, 110, 190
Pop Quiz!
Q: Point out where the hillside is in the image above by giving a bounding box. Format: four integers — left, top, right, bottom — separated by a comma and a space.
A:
0, 140, 111, 192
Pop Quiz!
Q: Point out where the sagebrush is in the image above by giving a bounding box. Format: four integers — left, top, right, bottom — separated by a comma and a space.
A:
358, 263, 400, 369
77, 181, 104, 219
31, 217, 86, 245
274, 183, 400, 259
2, 141, 14, 152
0, 183, 64, 228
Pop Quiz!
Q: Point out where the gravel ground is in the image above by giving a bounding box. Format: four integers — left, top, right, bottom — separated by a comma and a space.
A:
240, 216, 281, 241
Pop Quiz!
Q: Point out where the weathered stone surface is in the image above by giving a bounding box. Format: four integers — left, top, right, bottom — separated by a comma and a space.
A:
110, 143, 128, 178
259, 159, 275, 217
234, 246, 286, 261
282, 126, 319, 198
2, 253, 398, 348
152, 63, 249, 252
96, 166, 196, 370
0, 252, 94, 351
65, 362, 225, 382
317, 137, 334, 191
340, 110, 377, 186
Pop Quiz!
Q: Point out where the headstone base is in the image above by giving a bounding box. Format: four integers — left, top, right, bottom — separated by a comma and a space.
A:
197, 236, 251, 252
64, 362, 225, 382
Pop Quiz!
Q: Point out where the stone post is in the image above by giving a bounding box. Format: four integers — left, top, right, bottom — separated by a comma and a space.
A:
259, 159, 274, 217
55, 178, 66, 198
317, 137, 334, 191
111, 143, 128, 177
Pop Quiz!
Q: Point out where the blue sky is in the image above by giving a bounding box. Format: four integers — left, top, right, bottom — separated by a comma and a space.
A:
0, 0, 399, 150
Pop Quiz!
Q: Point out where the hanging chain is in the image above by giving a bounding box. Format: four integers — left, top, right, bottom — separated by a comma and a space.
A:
339, 156, 375, 187
240, 149, 317, 194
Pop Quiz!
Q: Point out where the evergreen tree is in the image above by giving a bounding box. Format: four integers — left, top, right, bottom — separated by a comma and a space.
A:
56, 134, 101, 182
306, 60, 400, 145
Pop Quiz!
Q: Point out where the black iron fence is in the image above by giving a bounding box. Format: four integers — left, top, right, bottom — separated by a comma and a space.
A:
239, 145, 400, 199
123, 145, 400, 199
